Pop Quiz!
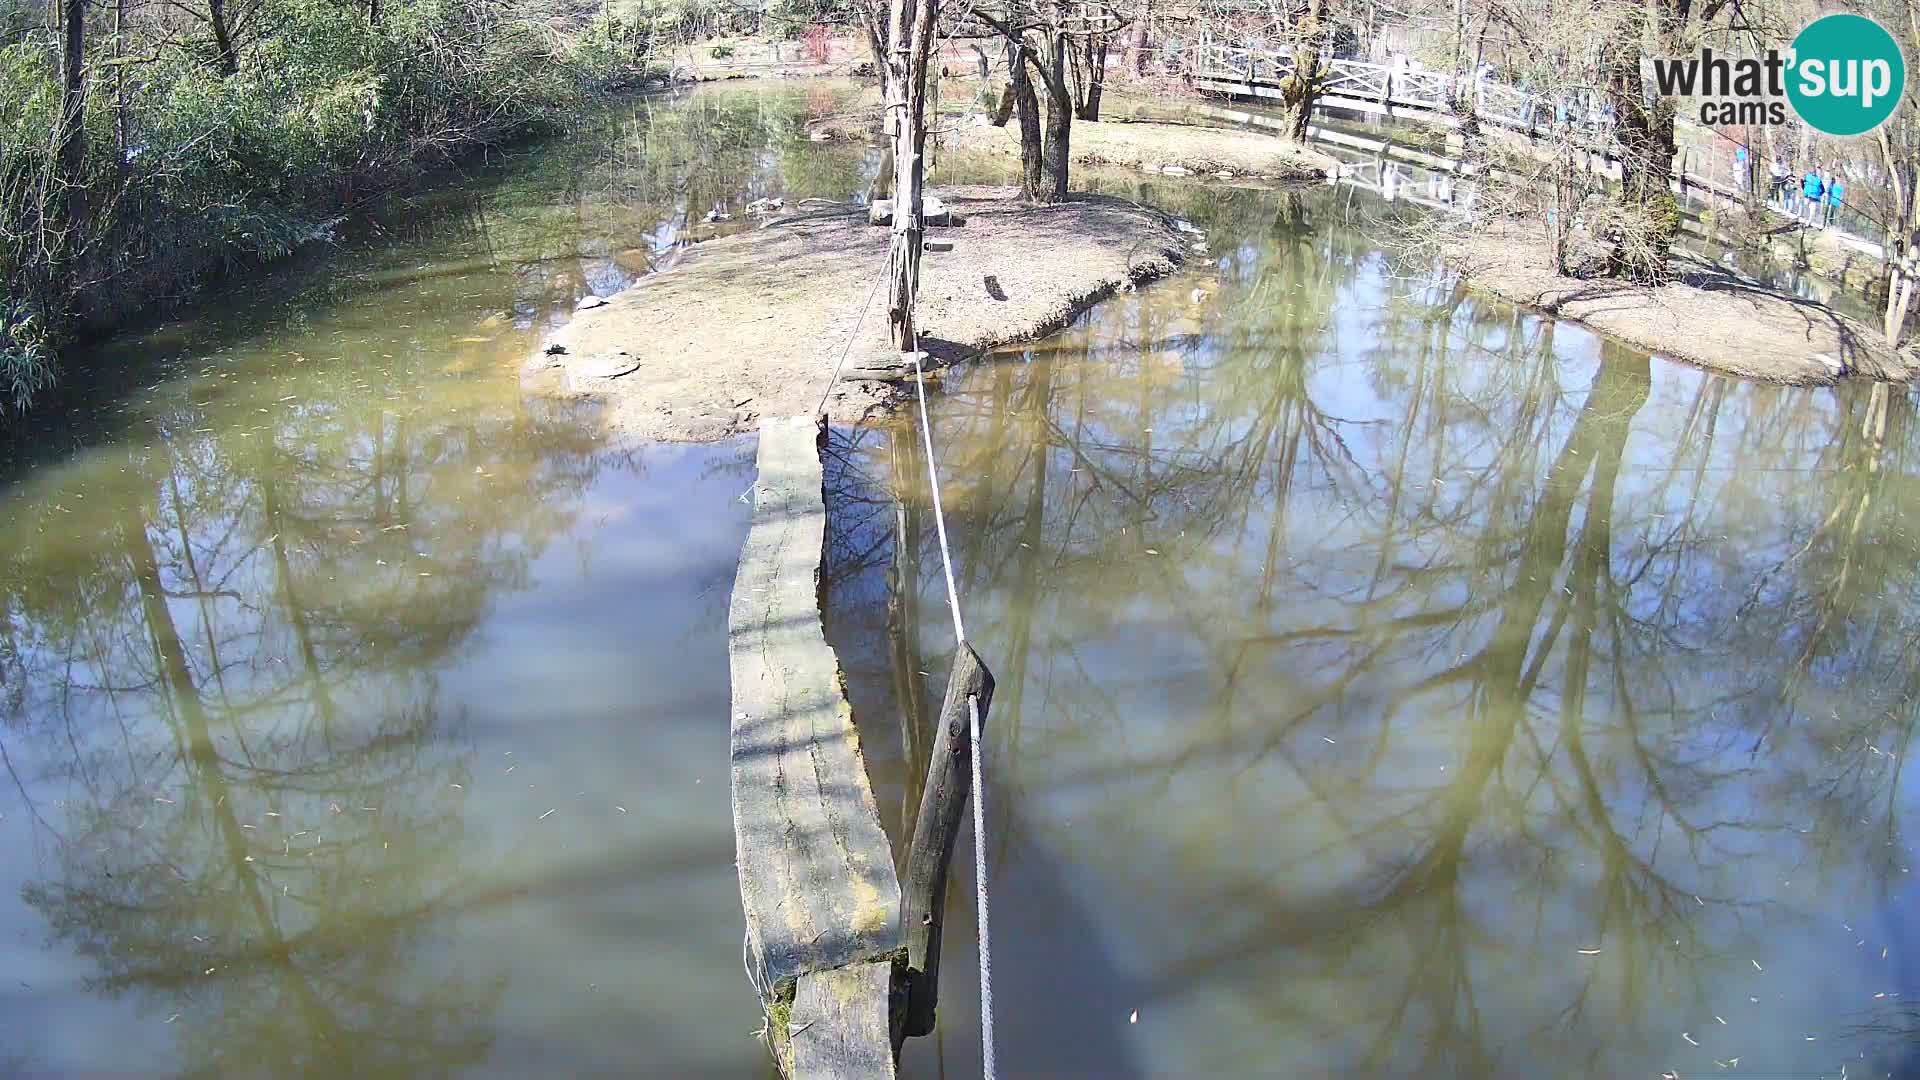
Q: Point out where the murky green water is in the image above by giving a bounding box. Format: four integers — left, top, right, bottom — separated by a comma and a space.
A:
855, 179, 1920, 1077
0, 85, 875, 1077
5, 83, 1919, 1078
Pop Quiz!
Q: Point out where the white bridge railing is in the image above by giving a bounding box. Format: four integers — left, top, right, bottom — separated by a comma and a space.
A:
1187, 38, 1549, 130
1181, 38, 1886, 258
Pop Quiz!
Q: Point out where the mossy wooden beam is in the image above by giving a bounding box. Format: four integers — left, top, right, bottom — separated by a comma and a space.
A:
730, 414, 902, 1079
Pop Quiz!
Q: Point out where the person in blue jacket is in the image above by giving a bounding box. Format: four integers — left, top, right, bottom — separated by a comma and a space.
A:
1801, 169, 1825, 225
1826, 174, 1846, 228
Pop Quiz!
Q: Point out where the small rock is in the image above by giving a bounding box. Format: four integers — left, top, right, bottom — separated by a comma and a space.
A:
575, 295, 608, 311
1160, 165, 1190, 176
702, 208, 733, 223
544, 343, 568, 356
926, 239, 954, 252
809, 130, 833, 141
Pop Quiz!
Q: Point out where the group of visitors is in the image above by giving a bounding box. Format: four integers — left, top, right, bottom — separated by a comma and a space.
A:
1754, 150, 1846, 229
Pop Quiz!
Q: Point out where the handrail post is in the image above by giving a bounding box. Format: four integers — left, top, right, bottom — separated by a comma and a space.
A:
895, 643, 996, 1046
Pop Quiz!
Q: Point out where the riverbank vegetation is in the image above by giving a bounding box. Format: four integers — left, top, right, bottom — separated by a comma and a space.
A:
0, 0, 678, 412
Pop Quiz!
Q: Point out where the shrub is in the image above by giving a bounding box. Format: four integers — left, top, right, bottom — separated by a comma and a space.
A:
0, 0, 648, 417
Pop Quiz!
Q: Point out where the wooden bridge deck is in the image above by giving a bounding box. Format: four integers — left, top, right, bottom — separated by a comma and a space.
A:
730, 414, 901, 1079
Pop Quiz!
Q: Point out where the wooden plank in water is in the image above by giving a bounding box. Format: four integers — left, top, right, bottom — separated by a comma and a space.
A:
729, 414, 901, 1077
788, 961, 897, 1078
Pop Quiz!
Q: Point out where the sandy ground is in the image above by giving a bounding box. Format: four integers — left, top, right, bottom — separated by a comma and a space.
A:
523, 187, 1184, 441
658, 35, 860, 82
1453, 229, 1918, 384
947, 114, 1338, 181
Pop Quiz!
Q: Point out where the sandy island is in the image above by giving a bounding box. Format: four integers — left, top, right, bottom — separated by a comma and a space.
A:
524, 186, 1185, 441
943, 113, 1338, 182
1453, 229, 1919, 384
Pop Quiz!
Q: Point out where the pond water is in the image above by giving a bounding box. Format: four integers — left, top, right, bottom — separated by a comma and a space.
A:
0, 86, 877, 1077
856, 178, 1920, 1077
3, 82, 1917, 1079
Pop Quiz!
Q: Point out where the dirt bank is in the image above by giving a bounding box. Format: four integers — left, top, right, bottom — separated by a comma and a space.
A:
523, 187, 1185, 441
946, 115, 1338, 181
1451, 230, 1919, 384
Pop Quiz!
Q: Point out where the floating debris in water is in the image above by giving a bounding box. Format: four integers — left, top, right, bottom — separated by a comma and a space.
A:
539, 808, 557, 820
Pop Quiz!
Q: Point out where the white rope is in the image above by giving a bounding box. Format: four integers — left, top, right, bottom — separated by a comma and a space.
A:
906, 338, 965, 645
906, 326, 996, 1080
814, 269, 888, 418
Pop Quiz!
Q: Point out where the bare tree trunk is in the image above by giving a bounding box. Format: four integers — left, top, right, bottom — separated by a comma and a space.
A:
1885, 264, 1913, 346
113, 0, 126, 164
208, 0, 238, 76
1040, 8, 1071, 201
1076, 34, 1108, 121
1013, 41, 1044, 199
51, 0, 87, 300
1129, 0, 1149, 76
980, 10, 1062, 201
1448, 0, 1465, 107
991, 37, 1017, 125
1606, 38, 1679, 283
885, 0, 937, 348
1278, 0, 1326, 142
860, 0, 890, 83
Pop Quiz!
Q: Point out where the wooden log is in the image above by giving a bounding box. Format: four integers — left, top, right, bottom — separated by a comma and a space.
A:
730, 414, 903, 1078
896, 642, 996, 1043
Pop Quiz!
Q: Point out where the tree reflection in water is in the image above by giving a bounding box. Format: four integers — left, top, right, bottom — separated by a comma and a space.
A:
0, 84, 874, 1078
871, 180, 1920, 1077
1, 374, 603, 1073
